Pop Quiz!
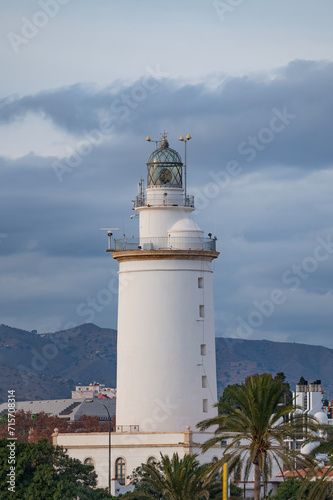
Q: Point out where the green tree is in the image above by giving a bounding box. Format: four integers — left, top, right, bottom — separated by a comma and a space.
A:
218, 383, 242, 414
0, 438, 112, 499
219, 372, 291, 416
230, 482, 242, 498
274, 371, 292, 406
299, 467, 333, 500
274, 477, 305, 499
198, 373, 319, 500
122, 453, 221, 500
274, 470, 333, 500
0, 409, 110, 443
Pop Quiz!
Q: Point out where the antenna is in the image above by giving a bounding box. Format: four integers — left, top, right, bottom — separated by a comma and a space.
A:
100, 228, 120, 251
179, 133, 192, 204
139, 177, 145, 205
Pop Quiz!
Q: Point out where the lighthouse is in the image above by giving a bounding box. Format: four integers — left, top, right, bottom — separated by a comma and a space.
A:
112, 135, 219, 433
53, 135, 222, 494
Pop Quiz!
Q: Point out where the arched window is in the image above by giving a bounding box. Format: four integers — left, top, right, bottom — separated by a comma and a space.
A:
115, 457, 126, 485
212, 456, 218, 464
84, 457, 95, 468
147, 456, 157, 465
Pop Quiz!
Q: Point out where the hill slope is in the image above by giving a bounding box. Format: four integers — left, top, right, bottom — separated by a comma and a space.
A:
215, 337, 333, 397
0, 323, 332, 401
0, 323, 117, 402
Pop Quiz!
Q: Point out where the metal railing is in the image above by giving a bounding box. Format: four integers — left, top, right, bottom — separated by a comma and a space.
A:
113, 236, 217, 252
133, 194, 194, 209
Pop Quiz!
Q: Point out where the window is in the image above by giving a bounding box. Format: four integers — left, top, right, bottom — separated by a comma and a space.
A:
84, 457, 95, 468
221, 440, 227, 448
115, 457, 126, 486
212, 456, 218, 464
198, 277, 204, 288
202, 376, 207, 388
203, 399, 208, 412
199, 305, 205, 318
147, 456, 157, 465
200, 344, 206, 356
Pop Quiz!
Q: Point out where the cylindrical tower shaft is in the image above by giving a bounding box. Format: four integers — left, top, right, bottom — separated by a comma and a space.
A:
111, 137, 219, 432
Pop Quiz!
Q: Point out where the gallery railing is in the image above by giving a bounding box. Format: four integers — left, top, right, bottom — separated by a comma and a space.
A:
113, 236, 216, 252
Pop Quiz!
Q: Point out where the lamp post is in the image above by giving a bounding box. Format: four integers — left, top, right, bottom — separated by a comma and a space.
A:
179, 134, 191, 204
86, 399, 112, 495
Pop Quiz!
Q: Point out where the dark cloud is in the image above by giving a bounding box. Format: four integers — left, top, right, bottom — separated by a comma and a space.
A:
1, 60, 332, 171
1, 60, 333, 346
0, 61, 333, 170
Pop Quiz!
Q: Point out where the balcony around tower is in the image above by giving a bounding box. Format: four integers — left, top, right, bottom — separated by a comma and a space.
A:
133, 191, 194, 209
110, 235, 217, 252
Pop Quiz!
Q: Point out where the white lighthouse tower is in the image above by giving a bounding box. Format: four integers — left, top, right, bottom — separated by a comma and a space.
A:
53, 135, 222, 495
113, 135, 219, 433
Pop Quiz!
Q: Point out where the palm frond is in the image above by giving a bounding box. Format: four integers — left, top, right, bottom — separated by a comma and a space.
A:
199, 373, 322, 500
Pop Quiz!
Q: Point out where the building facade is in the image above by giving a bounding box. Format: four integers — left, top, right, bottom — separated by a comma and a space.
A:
294, 379, 324, 416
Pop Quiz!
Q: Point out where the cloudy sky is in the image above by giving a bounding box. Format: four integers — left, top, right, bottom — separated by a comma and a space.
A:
1, 0, 333, 348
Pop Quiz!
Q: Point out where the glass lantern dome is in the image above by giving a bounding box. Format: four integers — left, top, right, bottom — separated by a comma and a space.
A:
147, 138, 183, 188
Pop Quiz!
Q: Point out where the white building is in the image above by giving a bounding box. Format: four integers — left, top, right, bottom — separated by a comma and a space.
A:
0, 397, 116, 422
71, 383, 116, 400
54, 135, 223, 495
292, 379, 331, 464
294, 379, 324, 416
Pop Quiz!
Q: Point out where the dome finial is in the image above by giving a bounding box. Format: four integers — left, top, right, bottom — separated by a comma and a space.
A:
160, 130, 169, 148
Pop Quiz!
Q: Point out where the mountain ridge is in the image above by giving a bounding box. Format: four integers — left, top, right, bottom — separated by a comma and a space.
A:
0, 323, 331, 402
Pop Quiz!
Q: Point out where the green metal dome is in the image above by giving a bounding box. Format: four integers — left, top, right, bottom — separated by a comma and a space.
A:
147, 139, 183, 167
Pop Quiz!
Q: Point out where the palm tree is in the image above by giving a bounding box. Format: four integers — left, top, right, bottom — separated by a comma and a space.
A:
198, 373, 319, 500
122, 452, 221, 500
